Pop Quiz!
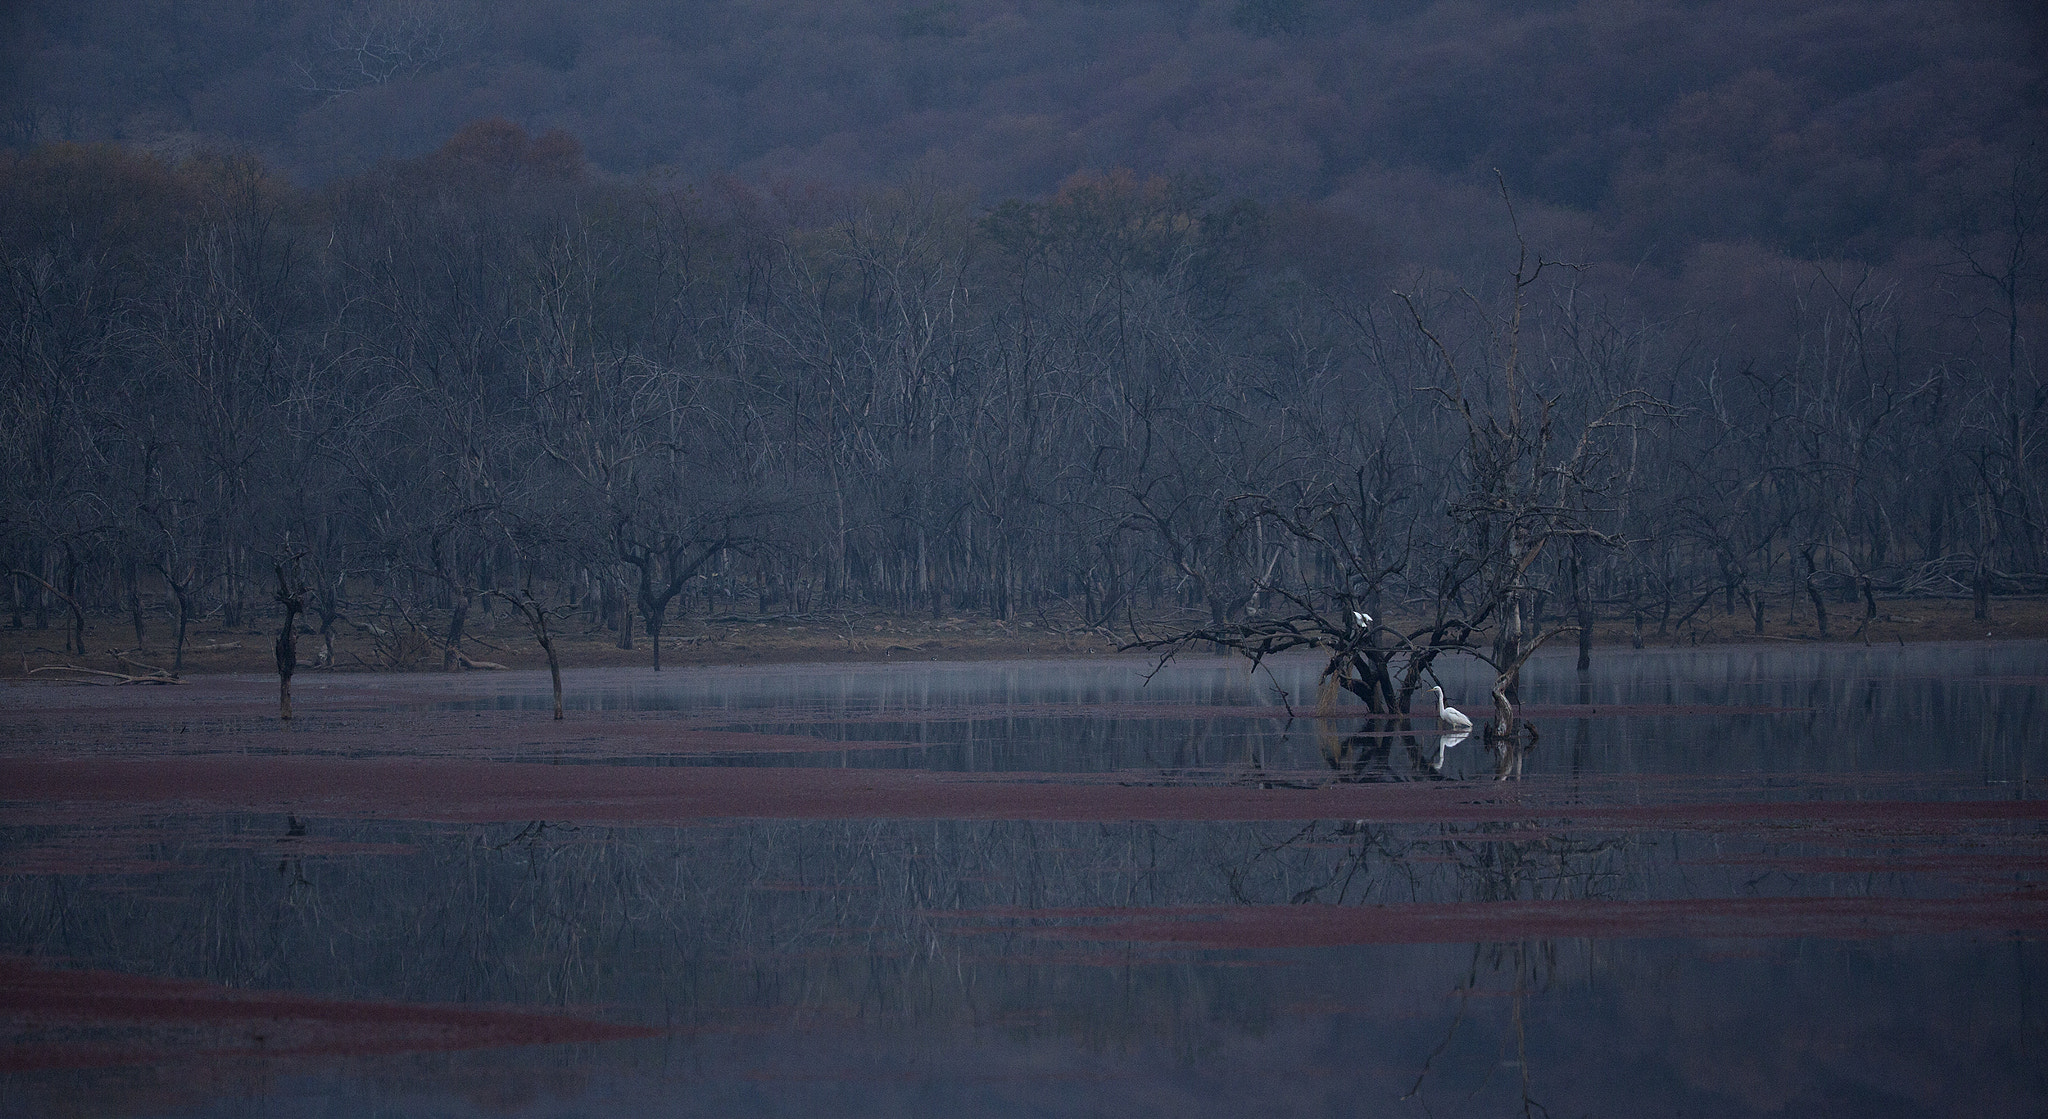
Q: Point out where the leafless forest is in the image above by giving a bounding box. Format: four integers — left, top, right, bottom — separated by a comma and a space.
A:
2, 0, 2043, 703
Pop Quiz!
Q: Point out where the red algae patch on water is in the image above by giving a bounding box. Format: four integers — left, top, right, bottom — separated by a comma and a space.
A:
5, 755, 2048, 831
0, 829, 423, 876
937, 895, 2048, 948
0, 708, 913, 761
1678, 851, 2048, 877
0, 956, 659, 1071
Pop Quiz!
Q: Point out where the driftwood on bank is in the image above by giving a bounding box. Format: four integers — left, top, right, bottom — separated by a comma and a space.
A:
28, 663, 184, 685
114, 651, 175, 677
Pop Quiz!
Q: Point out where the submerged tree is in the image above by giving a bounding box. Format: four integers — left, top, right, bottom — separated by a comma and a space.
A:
1129, 184, 1672, 742
272, 550, 305, 720
1403, 188, 1673, 739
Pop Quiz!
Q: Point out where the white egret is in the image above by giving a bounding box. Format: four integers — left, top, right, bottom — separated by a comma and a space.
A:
1428, 685, 1473, 732
1352, 610, 1373, 627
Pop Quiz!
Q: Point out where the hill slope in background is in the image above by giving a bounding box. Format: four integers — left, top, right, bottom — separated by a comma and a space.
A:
3, 0, 2041, 271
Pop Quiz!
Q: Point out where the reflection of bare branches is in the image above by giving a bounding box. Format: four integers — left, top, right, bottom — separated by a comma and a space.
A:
1319, 721, 1469, 782
3, 802, 1629, 1070
1403, 941, 1556, 1117
1490, 737, 1529, 780
1404, 945, 1482, 1103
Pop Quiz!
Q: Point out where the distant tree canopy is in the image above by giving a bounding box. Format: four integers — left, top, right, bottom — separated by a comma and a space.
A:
2, 122, 2042, 677
2, 0, 2040, 272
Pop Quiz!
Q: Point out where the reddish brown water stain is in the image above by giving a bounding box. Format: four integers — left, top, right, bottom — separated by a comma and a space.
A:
0, 713, 906, 761
939, 895, 2048, 947
0, 675, 1811, 746
1681, 852, 2048, 876
4, 756, 2045, 831
0, 956, 659, 1071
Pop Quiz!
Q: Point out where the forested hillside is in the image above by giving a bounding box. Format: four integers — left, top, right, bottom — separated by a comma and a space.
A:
1, 1, 2043, 672
4, 0, 2041, 260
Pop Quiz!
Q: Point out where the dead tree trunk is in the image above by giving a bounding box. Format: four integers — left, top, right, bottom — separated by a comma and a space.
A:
1489, 675, 1517, 742
1802, 547, 1829, 637
274, 558, 305, 721
11, 569, 86, 656
158, 565, 195, 671
124, 555, 146, 648
311, 573, 343, 668
494, 589, 564, 720
442, 589, 470, 671
1571, 548, 1593, 672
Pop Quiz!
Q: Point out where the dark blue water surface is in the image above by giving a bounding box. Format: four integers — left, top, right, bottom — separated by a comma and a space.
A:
2, 641, 2043, 1117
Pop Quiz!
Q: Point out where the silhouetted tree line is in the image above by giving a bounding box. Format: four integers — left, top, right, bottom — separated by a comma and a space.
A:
2, 124, 2043, 684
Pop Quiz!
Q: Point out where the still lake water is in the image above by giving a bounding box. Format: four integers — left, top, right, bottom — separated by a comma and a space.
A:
2, 642, 2044, 1117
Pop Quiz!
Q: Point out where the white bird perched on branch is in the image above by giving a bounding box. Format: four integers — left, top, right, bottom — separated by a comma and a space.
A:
1428, 685, 1473, 731
1352, 610, 1373, 628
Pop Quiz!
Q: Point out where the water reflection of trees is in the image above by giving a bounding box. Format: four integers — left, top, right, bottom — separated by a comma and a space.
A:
1221, 808, 1626, 911
1, 805, 1625, 1023
1317, 715, 1540, 782
1213, 741, 1627, 1114
1402, 940, 1559, 1119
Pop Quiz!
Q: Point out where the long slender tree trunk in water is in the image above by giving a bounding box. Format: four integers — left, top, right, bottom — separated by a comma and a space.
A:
274, 562, 305, 722
1491, 579, 1526, 741
502, 591, 564, 720
276, 626, 296, 718
1571, 551, 1592, 672
1806, 579, 1829, 637
1489, 675, 1516, 742
124, 556, 145, 648
443, 592, 469, 671
1803, 548, 1829, 637
1494, 595, 1524, 704
1974, 560, 1990, 620
62, 551, 85, 655
167, 579, 192, 671
542, 631, 563, 719
223, 546, 244, 631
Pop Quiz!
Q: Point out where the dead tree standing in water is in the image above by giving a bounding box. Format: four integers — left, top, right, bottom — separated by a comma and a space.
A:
274, 554, 305, 720
490, 586, 565, 719
1402, 179, 1673, 741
